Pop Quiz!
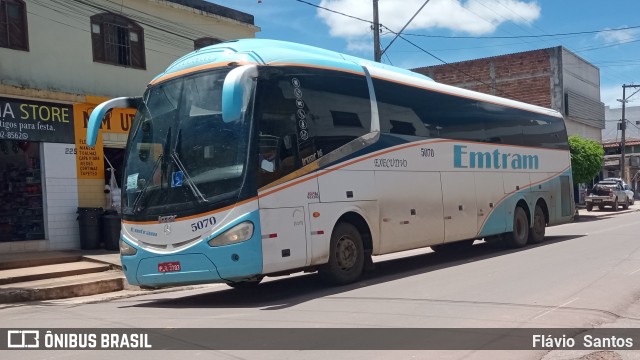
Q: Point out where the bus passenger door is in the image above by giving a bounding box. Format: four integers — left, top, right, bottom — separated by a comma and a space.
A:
475, 172, 506, 236
260, 207, 308, 274
441, 172, 477, 242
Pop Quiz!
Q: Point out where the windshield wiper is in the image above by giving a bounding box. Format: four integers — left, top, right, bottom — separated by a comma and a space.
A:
171, 129, 208, 203
131, 153, 162, 213
131, 128, 172, 213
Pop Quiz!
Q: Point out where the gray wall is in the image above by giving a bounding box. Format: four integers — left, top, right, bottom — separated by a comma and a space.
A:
560, 48, 605, 142
604, 106, 640, 141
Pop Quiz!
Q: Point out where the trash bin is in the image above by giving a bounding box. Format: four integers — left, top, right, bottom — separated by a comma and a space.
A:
77, 207, 103, 250
102, 210, 121, 251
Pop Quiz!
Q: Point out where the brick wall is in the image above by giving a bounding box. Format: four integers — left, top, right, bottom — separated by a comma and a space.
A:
414, 49, 553, 108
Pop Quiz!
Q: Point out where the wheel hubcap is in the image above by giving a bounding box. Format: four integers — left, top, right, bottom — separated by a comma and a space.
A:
336, 236, 357, 270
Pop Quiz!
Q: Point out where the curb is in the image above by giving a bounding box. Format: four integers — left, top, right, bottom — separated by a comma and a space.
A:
0, 271, 125, 303
0, 277, 124, 303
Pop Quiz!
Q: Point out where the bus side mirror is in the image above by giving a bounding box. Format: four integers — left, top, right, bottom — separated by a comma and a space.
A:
222, 65, 257, 123
86, 97, 141, 147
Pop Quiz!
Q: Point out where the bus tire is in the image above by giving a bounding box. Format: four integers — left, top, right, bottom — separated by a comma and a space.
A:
504, 206, 529, 248
528, 205, 546, 244
431, 240, 474, 253
319, 222, 364, 285
586, 204, 593, 212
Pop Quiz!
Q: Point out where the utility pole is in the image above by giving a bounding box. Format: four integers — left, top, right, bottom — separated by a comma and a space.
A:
618, 84, 640, 182
621, 86, 627, 181
373, 0, 381, 62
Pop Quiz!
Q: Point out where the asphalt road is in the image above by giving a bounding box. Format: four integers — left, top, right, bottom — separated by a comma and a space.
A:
2, 209, 640, 360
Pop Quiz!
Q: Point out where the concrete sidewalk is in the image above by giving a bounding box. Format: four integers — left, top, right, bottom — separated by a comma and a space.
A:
0, 250, 127, 303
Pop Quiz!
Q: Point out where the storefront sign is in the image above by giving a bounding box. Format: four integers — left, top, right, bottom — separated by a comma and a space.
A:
73, 102, 136, 179
0, 97, 75, 143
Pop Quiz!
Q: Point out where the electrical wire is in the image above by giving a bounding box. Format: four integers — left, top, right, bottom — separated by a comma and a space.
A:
294, 0, 639, 113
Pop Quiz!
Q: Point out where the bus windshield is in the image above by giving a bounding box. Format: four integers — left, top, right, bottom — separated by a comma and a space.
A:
122, 67, 252, 217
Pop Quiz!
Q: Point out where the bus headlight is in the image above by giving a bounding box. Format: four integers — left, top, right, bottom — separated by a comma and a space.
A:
119, 239, 137, 256
208, 221, 254, 247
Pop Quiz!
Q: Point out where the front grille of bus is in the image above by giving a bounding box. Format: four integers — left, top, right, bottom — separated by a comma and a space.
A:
139, 235, 201, 252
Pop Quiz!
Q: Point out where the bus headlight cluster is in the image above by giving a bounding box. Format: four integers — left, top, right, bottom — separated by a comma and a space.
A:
208, 221, 254, 247
119, 239, 137, 256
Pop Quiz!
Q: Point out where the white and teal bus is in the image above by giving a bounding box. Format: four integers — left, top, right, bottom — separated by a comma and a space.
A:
87, 39, 574, 288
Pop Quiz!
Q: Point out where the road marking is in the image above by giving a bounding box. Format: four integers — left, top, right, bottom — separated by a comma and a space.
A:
627, 267, 640, 276
531, 298, 578, 320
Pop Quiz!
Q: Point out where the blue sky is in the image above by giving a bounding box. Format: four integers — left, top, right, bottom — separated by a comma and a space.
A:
211, 0, 640, 109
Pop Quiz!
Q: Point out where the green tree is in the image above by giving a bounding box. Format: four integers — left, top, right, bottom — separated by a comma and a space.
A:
568, 135, 604, 184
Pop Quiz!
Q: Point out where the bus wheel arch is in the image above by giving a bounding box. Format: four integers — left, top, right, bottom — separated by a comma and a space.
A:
335, 212, 373, 255
319, 212, 372, 285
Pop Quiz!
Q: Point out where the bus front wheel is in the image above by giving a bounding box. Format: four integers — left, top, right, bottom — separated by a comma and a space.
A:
319, 222, 364, 285
504, 206, 529, 248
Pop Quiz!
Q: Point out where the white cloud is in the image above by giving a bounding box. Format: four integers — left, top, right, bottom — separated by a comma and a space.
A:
596, 27, 639, 45
317, 0, 541, 40
346, 39, 373, 52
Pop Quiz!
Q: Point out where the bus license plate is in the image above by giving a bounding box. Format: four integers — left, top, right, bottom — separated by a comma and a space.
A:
158, 261, 181, 273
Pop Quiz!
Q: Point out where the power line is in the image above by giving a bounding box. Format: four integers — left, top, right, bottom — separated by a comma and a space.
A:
294, 0, 640, 105
26, 8, 190, 57
380, 0, 430, 57
402, 23, 640, 40
293, 0, 640, 41
294, 0, 374, 25
293, 0, 528, 102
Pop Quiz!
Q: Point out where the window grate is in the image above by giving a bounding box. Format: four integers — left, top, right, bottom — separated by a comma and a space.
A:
0, 0, 29, 51
103, 22, 131, 66
91, 13, 145, 69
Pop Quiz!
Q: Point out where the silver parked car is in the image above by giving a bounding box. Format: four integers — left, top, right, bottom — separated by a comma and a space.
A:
602, 178, 635, 205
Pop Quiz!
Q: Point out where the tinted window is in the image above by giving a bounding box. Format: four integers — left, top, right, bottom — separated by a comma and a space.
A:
373, 78, 569, 149
256, 67, 371, 187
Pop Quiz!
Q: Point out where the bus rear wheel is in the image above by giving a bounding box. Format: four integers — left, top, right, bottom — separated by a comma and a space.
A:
504, 206, 529, 248
528, 205, 546, 244
319, 222, 364, 285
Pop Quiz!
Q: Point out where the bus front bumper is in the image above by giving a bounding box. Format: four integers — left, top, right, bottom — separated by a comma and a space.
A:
120, 213, 263, 287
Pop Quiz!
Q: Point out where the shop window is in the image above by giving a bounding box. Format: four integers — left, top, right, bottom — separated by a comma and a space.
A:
0, 0, 29, 51
90, 13, 145, 69
0, 141, 44, 242
194, 37, 221, 50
